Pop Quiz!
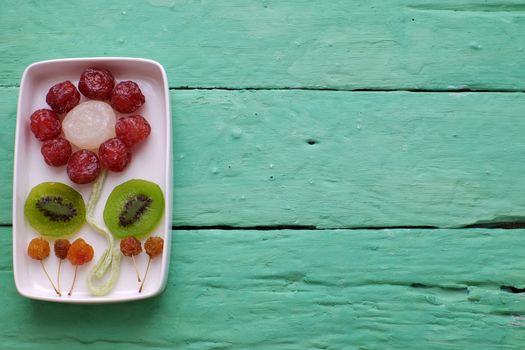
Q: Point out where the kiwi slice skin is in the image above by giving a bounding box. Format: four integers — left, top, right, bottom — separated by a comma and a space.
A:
24, 182, 86, 237
103, 179, 164, 239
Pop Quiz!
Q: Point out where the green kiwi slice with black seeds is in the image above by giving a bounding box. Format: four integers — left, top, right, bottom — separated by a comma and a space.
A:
24, 182, 86, 237
103, 179, 164, 239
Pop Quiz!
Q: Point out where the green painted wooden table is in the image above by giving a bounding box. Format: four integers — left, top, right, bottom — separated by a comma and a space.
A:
2, 0, 525, 348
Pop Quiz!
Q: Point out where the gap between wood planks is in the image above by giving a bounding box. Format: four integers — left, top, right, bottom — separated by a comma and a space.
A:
2, 223, 525, 230
171, 223, 525, 230
170, 87, 525, 93
2, 84, 525, 93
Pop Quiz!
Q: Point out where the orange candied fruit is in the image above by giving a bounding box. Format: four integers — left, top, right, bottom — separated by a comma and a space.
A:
120, 236, 142, 257
27, 237, 50, 260
144, 236, 164, 258
67, 238, 94, 266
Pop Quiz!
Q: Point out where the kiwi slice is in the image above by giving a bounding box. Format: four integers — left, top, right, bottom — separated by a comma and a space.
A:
24, 182, 86, 237
103, 179, 164, 239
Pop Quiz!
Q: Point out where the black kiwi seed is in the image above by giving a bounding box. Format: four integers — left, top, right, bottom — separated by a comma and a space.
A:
118, 194, 152, 227
35, 196, 78, 222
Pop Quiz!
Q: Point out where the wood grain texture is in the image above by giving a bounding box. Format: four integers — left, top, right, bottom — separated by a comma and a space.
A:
1, 0, 525, 90
4, 87, 525, 227
2, 227, 525, 349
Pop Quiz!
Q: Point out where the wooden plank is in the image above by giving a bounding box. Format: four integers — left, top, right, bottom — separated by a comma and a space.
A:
4, 87, 525, 227
0, 227, 13, 271
173, 89, 525, 228
2, 227, 525, 349
1, 0, 525, 90
0, 87, 16, 224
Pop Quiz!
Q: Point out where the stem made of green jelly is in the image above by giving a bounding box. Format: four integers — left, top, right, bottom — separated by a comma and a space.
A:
86, 169, 121, 296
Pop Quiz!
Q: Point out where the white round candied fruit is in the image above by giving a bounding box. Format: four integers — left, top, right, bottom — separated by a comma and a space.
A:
62, 101, 116, 150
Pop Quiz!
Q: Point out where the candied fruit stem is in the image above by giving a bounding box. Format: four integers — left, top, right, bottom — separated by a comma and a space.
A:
68, 265, 78, 296
57, 259, 62, 295
138, 257, 151, 293
132, 255, 141, 282
41, 260, 61, 296
85, 170, 122, 296
86, 169, 110, 239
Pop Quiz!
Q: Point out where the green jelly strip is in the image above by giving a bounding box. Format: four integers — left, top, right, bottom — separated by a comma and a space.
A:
86, 170, 121, 296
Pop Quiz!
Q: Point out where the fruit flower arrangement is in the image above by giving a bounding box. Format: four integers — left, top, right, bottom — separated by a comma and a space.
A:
24, 67, 165, 296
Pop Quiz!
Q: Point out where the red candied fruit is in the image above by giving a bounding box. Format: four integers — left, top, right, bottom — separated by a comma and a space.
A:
115, 115, 151, 147
46, 81, 81, 114
54, 239, 71, 260
67, 149, 101, 184
98, 138, 131, 172
78, 67, 115, 100
110, 81, 145, 113
41, 137, 72, 166
30, 109, 61, 141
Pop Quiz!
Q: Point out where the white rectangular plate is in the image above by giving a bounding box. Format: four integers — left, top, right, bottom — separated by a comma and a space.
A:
13, 57, 172, 303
